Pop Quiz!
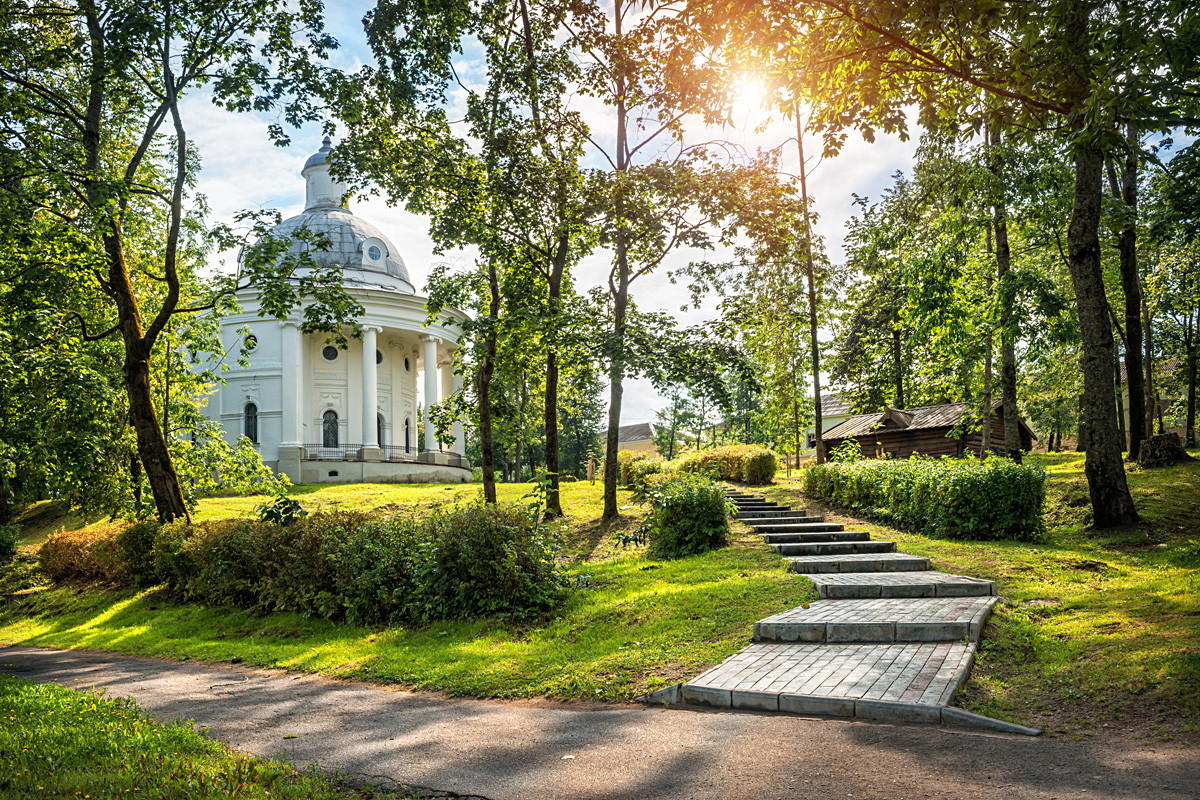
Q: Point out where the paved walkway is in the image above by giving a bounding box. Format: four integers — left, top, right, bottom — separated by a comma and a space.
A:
676, 491, 1005, 728
3, 645, 1198, 800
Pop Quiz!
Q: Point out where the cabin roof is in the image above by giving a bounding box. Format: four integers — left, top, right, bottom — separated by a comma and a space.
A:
822, 399, 1035, 441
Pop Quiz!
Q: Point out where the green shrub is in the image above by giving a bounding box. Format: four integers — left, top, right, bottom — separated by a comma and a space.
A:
629, 457, 668, 492
617, 450, 651, 486
0, 523, 18, 558
678, 444, 778, 483
38, 527, 127, 583
115, 522, 161, 587
804, 456, 1046, 540
742, 449, 777, 484
641, 475, 732, 559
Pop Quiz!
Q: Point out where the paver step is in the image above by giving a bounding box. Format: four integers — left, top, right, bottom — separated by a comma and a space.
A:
732, 501, 784, 509
735, 509, 809, 520
786, 553, 931, 574
772, 540, 896, 557
753, 597, 998, 643
681, 641, 975, 717
752, 522, 845, 534
760, 531, 870, 544
805, 571, 998, 599
741, 514, 823, 525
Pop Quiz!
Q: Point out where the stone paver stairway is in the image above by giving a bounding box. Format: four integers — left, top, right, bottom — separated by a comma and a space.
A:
671, 489, 1017, 729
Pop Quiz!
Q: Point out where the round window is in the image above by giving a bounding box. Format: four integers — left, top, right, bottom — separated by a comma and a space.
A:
376, 349, 383, 365
404, 357, 410, 372
322, 345, 339, 361
244, 334, 258, 352
368, 245, 382, 261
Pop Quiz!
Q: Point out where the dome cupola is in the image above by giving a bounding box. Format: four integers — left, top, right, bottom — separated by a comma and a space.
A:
301, 136, 347, 211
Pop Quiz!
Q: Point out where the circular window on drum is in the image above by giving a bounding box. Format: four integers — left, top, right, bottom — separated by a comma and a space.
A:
244, 334, 258, 352
322, 345, 339, 361
368, 245, 382, 261
376, 349, 383, 365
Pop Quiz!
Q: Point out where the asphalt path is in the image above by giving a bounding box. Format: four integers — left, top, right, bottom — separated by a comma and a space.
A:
2, 645, 1196, 800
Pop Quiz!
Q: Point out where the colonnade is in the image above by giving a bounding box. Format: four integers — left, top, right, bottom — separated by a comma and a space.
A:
278, 321, 464, 458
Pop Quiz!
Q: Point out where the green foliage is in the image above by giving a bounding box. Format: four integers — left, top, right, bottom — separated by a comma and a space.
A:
678, 444, 777, 484
741, 449, 778, 484
258, 492, 307, 526
38, 526, 126, 583
628, 457, 668, 492
42, 505, 565, 624
115, 522, 161, 588
638, 475, 732, 559
616, 450, 651, 487
411, 502, 565, 621
805, 457, 1046, 540
0, 675, 403, 799
827, 438, 864, 463
0, 522, 18, 558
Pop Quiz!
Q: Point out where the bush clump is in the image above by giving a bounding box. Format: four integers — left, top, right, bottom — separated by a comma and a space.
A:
616, 450, 651, 487
678, 444, 778, 484
38, 526, 127, 583
0, 523, 19, 559
40, 503, 565, 624
639, 474, 733, 559
804, 456, 1046, 540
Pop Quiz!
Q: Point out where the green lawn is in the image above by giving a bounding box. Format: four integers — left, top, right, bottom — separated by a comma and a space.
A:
4, 455, 1197, 738
1, 480, 816, 701
0, 674, 405, 798
762, 450, 1200, 738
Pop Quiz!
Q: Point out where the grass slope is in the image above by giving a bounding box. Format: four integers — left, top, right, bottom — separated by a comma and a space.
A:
763, 450, 1200, 740
1, 481, 815, 701
0, 674, 404, 798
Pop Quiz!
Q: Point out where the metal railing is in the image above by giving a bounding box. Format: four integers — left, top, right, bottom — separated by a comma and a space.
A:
301, 444, 470, 470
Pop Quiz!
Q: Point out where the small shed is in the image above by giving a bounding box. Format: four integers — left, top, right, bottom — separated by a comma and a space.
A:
821, 400, 1035, 459
617, 422, 660, 456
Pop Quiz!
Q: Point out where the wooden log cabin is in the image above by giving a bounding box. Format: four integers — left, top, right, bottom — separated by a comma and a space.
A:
821, 400, 1035, 459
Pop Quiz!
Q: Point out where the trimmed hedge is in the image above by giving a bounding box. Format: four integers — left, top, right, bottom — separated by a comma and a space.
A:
678, 444, 778, 485
804, 456, 1046, 540
40, 503, 566, 623
639, 474, 733, 559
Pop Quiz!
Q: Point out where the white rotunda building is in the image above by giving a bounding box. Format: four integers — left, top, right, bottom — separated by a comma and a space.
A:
202, 137, 471, 484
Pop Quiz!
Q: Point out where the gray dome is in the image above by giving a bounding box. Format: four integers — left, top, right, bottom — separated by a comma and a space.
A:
268, 207, 415, 293
253, 137, 416, 295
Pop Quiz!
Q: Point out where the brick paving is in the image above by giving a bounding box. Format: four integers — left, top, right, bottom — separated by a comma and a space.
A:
676, 491, 1001, 725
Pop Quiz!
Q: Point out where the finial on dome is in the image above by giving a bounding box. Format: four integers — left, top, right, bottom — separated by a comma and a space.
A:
322, 135, 331, 149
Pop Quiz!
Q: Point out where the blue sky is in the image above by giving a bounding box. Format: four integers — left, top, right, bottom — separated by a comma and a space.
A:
183, 2, 919, 426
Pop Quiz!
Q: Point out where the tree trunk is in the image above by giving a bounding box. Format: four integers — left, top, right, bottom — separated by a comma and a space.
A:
477, 256, 500, 504
602, 6, 629, 523
795, 111, 824, 463
1066, 146, 1137, 526
989, 122, 1021, 462
1185, 303, 1195, 448
1114, 343, 1126, 450
1144, 295, 1157, 436
543, 245, 565, 516
892, 325, 904, 408
1187, 303, 1197, 447
1106, 140, 1146, 461
515, 373, 526, 482
980, 219, 994, 459
124, 341, 188, 522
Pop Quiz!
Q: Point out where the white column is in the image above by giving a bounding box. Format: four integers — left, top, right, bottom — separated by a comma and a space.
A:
362, 326, 380, 448
422, 335, 439, 452
279, 322, 303, 446
439, 352, 454, 454
450, 365, 465, 457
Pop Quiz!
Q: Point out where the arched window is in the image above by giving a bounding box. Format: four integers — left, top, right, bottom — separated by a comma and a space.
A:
244, 403, 258, 444
322, 409, 339, 448
377, 413, 385, 447
404, 418, 411, 453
